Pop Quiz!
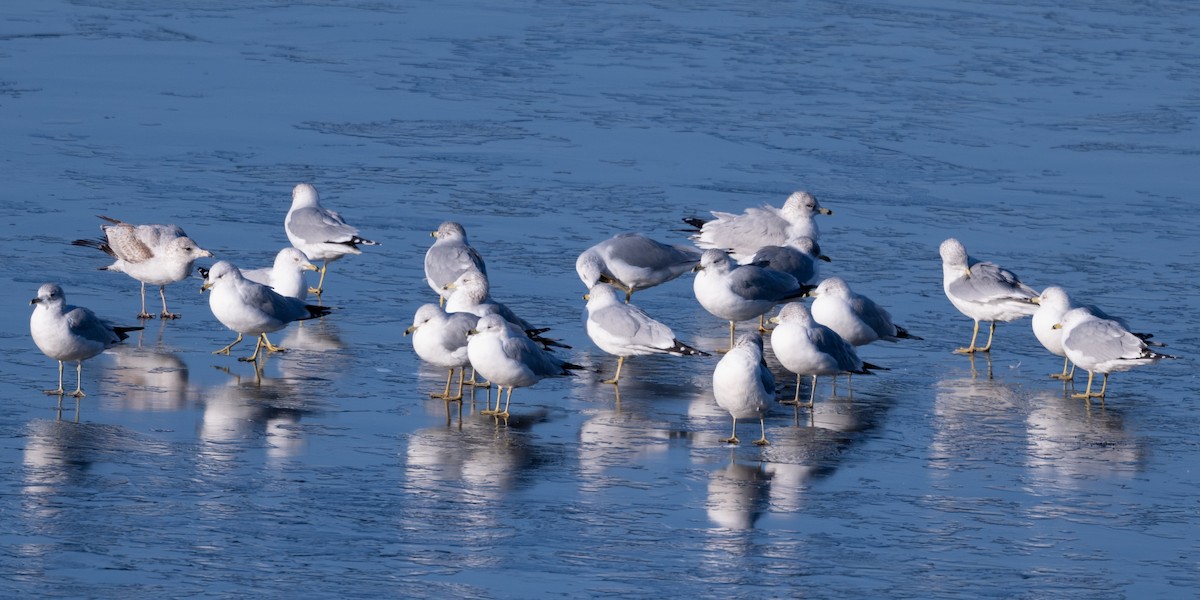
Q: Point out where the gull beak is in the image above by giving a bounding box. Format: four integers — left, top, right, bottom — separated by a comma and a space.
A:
30, 297, 40, 306
818, 208, 833, 215
304, 263, 319, 272
582, 294, 590, 301
404, 325, 417, 336
802, 289, 817, 298
1030, 297, 1041, 305
466, 328, 478, 337
430, 231, 437, 238
201, 280, 213, 293
962, 267, 972, 279
1052, 323, 1062, 330
768, 315, 781, 324
692, 264, 704, 273
442, 282, 457, 291
818, 254, 831, 262
199, 248, 215, 258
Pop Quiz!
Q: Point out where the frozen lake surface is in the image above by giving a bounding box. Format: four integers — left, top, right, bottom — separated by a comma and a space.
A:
2, 0, 1198, 597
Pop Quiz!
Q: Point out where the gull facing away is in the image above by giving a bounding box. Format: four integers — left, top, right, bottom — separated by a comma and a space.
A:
201, 261, 332, 362
692, 249, 812, 351
425, 221, 487, 306
1055, 307, 1175, 400
465, 314, 581, 419
285, 183, 379, 295
685, 191, 832, 262
939, 238, 1038, 354
29, 283, 143, 397
770, 302, 881, 406
575, 233, 702, 302
1031, 286, 1162, 381
712, 332, 775, 446
242, 247, 319, 300
807, 276, 921, 346
405, 303, 479, 402
584, 283, 708, 385
72, 216, 213, 320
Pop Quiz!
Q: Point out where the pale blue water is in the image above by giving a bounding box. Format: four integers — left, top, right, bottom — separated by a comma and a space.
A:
2, 0, 1198, 597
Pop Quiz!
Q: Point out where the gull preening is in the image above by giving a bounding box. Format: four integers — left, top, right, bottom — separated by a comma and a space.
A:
242, 247, 319, 300
425, 221, 487, 305
712, 332, 775, 445
29, 283, 142, 397
1055, 307, 1175, 400
285, 183, 379, 295
72, 216, 213, 319
575, 233, 701, 302
686, 191, 832, 262
201, 261, 333, 362
939, 238, 1038, 354
583, 283, 708, 385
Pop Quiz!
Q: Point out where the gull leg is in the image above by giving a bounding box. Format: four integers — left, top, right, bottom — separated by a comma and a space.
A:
955, 320, 982, 354
431, 368, 454, 399
1072, 371, 1096, 400
260, 333, 286, 353
448, 368, 465, 402
494, 387, 513, 419
781, 375, 802, 406
137, 282, 154, 319
720, 417, 740, 444
715, 320, 735, 354
214, 333, 244, 355
238, 336, 266, 362
1097, 373, 1109, 398
603, 356, 625, 385
44, 360, 67, 395
809, 375, 818, 407
754, 417, 770, 446
978, 321, 997, 352
159, 285, 180, 319
309, 262, 329, 295
69, 361, 86, 397
480, 386, 498, 415
1050, 356, 1074, 380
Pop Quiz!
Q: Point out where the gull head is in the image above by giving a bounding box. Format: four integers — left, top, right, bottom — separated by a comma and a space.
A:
405, 303, 443, 336
694, 249, 733, 274
164, 236, 214, 261
939, 238, 971, 277
432, 221, 468, 242
811, 276, 851, 299
30, 283, 66, 309
201, 261, 243, 292
276, 247, 317, 272
1055, 306, 1098, 331
291, 183, 320, 209
585, 283, 622, 308
1034, 286, 1071, 311
444, 269, 489, 298
771, 301, 815, 326
782, 191, 832, 217
575, 250, 605, 288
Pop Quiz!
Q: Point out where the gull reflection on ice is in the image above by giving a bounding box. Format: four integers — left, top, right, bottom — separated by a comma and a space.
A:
103, 342, 194, 412
198, 365, 312, 469
706, 457, 773, 530
1024, 390, 1145, 488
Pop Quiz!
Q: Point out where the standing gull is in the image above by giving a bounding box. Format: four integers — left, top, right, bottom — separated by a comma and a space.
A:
686, 191, 832, 262
202, 261, 332, 362
744, 235, 828, 281
242, 247, 319, 300
712, 332, 775, 446
583, 283, 708, 385
807, 276, 921, 346
575, 233, 702, 302
29, 283, 143, 397
72, 216, 213, 319
1055, 307, 1175, 400
692, 249, 812, 351
443, 269, 567, 349
939, 238, 1038, 354
1031, 286, 1161, 381
425, 221, 487, 305
285, 183, 379, 295
466, 314, 580, 418
406, 303, 479, 402
770, 302, 879, 406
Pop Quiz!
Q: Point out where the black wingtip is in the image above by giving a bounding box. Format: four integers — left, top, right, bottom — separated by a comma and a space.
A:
682, 216, 708, 230
895, 326, 924, 341
113, 326, 145, 341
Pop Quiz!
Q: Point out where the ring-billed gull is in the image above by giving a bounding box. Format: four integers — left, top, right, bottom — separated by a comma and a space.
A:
466, 314, 581, 418
72, 216, 213, 320
712, 332, 775, 445
743, 235, 829, 282
242, 247, 318, 300
770, 302, 881, 406
29, 283, 143, 397
575, 233, 701, 303
405, 303, 479, 401
584, 283, 708, 385
939, 238, 1038, 354
1054, 307, 1175, 400
686, 191, 832, 262
1030, 286, 1161, 381
285, 183, 379, 295
443, 269, 568, 349
692, 249, 813, 351
807, 276, 921, 346
425, 222, 487, 306
201, 261, 333, 362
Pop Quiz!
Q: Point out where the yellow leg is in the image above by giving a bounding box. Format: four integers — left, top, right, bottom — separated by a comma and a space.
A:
1050, 356, 1074, 380
721, 417, 740, 444
43, 360, 66, 396
69, 362, 86, 398
1097, 373, 1109, 398
431, 368, 454, 399
214, 333, 244, 355
260, 333, 286, 353
238, 335, 266, 362
979, 321, 997, 352
494, 387, 513, 419
481, 386, 499, 415
603, 356, 625, 385
1072, 371, 1096, 399
309, 263, 329, 295
754, 417, 769, 446
449, 368, 465, 402
955, 320, 982, 354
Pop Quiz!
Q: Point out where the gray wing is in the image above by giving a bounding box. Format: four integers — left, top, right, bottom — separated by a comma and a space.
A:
503, 335, 567, 378
442, 312, 480, 345
812, 325, 863, 372
727, 266, 802, 302
241, 266, 272, 287
426, 244, 487, 287
750, 246, 815, 283
848, 294, 897, 338
756, 357, 776, 395
949, 261, 1037, 302
65, 306, 121, 346
240, 281, 310, 322
288, 206, 359, 244
700, 207, 789, 248
605, 233, 701, 271
594, 304, 676, 350
1068, 320, 1150, 363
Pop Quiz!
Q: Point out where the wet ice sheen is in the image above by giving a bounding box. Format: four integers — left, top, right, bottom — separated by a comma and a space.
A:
2, 0, 1198, 598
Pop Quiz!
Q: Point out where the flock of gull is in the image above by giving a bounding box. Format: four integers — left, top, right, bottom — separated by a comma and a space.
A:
29, 185, 1176, 444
